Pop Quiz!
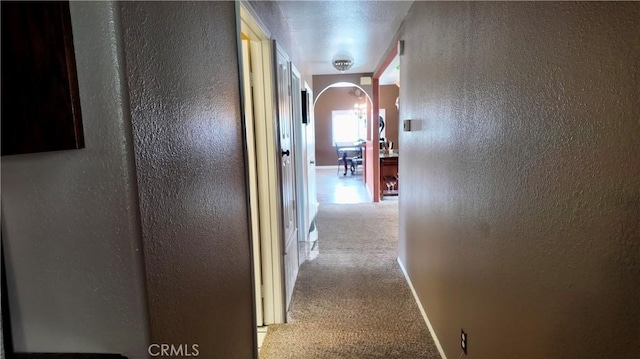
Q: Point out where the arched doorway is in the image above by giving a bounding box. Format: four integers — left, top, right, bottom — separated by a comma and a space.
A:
312, 80, 375, 203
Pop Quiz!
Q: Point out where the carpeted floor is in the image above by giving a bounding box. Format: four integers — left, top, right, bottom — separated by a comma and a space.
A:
259, 201, 441, 358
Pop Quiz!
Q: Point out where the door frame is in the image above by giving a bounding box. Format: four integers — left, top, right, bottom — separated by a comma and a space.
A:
372, 34, 401, 201
240, 37, 263, 327
303, 83, 319, 241
290, 65, 309, 249
238, 2, 285, 325
273, 42, 299, 313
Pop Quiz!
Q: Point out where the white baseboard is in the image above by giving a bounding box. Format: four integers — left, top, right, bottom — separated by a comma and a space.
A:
308, 223, 318, 242
315, 165, 337, 169
397, 257, 448, 359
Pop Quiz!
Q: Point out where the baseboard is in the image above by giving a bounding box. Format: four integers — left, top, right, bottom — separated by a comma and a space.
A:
397, 257, 448, 359
314, 165, 336, 169
308, 223, 318, 242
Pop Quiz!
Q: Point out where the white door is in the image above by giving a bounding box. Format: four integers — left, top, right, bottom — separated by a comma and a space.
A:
274, 42, 299, 311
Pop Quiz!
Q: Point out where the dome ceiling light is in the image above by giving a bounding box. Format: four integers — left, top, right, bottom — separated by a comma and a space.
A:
332, 56, 354, 72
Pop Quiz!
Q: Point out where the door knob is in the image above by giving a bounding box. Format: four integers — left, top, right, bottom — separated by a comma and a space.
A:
282, 149, 290, 156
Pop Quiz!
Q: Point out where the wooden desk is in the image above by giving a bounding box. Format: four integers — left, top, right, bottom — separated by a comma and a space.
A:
380, 152, 399, 197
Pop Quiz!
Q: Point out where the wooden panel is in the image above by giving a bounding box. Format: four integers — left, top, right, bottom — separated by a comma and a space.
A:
380, 156, 399, 197
1, 1, 84, 156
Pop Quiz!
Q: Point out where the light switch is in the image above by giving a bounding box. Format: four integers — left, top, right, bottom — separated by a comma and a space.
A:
403, 120, 412, 132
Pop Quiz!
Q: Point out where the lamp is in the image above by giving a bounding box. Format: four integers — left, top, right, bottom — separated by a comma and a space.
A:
332, 56, 353, 72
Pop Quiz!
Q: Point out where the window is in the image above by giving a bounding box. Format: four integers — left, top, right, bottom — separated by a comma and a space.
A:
332, 110, 366, 144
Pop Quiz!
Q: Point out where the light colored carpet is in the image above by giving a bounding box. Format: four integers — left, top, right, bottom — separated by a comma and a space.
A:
259, 201, 441, 358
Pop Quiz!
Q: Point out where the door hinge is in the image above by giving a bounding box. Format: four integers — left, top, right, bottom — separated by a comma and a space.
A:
249, 72, 254, 87
260, 285, 264, 297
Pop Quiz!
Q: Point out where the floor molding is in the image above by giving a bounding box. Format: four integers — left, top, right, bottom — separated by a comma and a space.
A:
397, 257, 448, 359
257, 326, 268, 350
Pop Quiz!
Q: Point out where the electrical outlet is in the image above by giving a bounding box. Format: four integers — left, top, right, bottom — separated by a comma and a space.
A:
461, 329, 468, 355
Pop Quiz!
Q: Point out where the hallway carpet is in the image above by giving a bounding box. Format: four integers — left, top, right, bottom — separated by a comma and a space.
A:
259, 201, 441, 358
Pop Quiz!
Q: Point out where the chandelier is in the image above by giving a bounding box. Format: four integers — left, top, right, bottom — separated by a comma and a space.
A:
353, 102, 367, 118
332, 56, 353, 72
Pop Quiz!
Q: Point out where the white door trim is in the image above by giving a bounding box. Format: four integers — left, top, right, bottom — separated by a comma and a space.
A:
240, 3, 285, 325
240, 38, 263, 327
304, 82, 319, 228
291, 65, 309, 247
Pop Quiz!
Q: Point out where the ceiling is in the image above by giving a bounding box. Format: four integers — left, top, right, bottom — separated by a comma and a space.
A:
276, 0, 412, 83
379, 53, 400, 85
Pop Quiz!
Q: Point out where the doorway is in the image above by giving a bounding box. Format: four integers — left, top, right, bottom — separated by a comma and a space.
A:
313, 83, 373, 204
239, 3, 313, 352
238, 1, 285, 337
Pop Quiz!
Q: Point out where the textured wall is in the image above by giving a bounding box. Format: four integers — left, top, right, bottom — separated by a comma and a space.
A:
248, 0, 310, 84
120, 2, 254, 357
1, 2, 149, 357
399, 2, 639, 358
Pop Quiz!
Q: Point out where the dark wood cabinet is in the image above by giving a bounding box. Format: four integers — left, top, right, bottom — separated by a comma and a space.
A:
1, 1, 84, 156
380, 154, 399, 197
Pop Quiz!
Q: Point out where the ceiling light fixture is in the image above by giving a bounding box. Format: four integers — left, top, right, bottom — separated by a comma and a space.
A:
353, 102, 367, 118
332, 56, 353, 72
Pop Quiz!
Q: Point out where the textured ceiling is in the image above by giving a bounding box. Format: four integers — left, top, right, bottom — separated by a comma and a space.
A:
276, 0, 413, 77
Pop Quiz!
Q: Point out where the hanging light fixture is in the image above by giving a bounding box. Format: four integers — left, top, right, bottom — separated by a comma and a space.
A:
332, 55, 353, 72
353, 102, 367, 118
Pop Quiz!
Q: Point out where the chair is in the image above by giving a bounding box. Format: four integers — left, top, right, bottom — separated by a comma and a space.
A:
350, 146, 363, 175
351, 155, 363, 175
336, 147, 352, 176
336, 146, 352, 176
336, 142, 364, 176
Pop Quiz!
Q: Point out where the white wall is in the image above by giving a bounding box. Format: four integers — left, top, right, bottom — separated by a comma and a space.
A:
1, 2, 149, 357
